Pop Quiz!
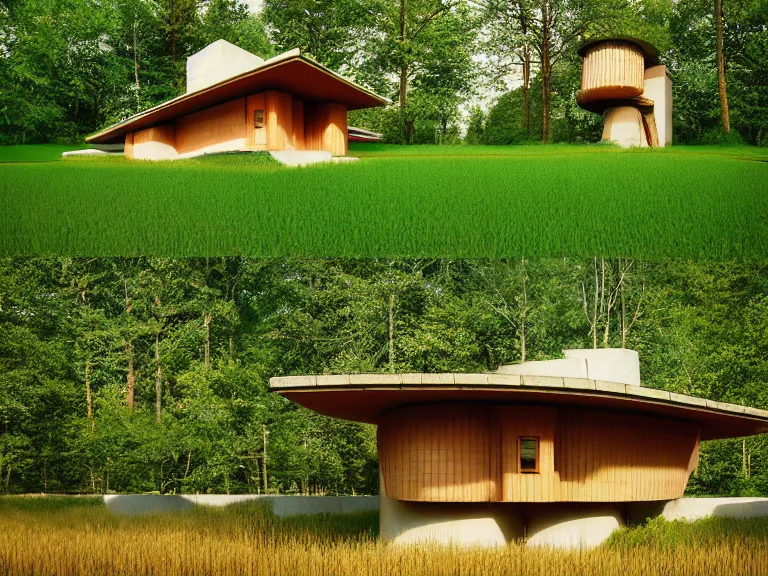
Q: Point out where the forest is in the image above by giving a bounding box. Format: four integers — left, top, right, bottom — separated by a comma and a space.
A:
0, 0, 767, 146
1, 258, 767, 497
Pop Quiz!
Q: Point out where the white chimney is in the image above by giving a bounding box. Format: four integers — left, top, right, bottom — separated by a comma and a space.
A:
186, 40, 264, 94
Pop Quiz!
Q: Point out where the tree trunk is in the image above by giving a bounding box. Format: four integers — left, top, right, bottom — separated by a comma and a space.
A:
715, 0, 730, 134
126, 342, 135, 411
522, 43, 531, 137
541, 1, 552, 143
85, 360, 94, 433
203, 313, 211, 368
133, 14, 140, 110
262, 424, 268, 493
520, 258, 527, 362
399, 0, 413, 143
592, 258, 598, 349
155, 332, 162, 423
388, 293, 395, 372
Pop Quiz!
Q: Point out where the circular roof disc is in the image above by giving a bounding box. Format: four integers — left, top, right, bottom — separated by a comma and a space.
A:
577, 36, 661, 66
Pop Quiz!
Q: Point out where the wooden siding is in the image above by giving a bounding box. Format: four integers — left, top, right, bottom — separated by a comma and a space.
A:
124, 133, 134, 160
246, 93, 267, 150
265, 91, 293, 151
378, 403, 699, 503
378, 405, 490, 502
579, 41, 645, 105
175, 97, 247, 156
292, 99, 305, 150
132, 125, 177, 160
305, 103, 348, 156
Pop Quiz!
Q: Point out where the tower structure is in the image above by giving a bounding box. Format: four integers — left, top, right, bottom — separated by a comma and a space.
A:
576, 38, 672, 148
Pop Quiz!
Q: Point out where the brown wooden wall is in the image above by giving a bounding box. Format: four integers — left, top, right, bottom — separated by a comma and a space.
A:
132, 125, 177, 160
378, 403, 700, 503
124, 133, 134, 160
305, 103, 348, 156
292, 99, 305, 150
175, 98, 247, 156
579, 41, 645, 104
265, 91, 293, 151
246, 93, 267, 150
125, 90, 350, 159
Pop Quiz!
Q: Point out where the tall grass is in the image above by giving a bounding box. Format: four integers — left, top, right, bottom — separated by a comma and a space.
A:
0, 497, 766, 576
1, 147, 767, 258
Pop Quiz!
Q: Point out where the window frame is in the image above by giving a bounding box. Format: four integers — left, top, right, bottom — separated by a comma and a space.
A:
518, 436, 540, 474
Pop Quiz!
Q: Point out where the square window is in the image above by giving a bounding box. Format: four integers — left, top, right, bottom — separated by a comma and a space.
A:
519, 436, 539, 474
254, 109, 265, 128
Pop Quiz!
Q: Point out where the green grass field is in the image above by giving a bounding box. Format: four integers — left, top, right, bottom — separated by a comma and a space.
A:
0, 497, 766, 576
1, 143, 766, 258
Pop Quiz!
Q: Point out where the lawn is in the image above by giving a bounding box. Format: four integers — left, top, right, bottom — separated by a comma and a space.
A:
1, 144, 766, 258
0, 496, 765, 576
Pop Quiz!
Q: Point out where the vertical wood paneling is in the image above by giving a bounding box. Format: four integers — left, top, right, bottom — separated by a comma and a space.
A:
124, 133, 134, 160
304, 103, 348, 156
246, 93, 266, 150
291, 99, 305, 150
579, 41, 645, 104
132, 125, 177, 160
175, 98, 246, 156
265, 91, 293, 151
379, 403, 700, 503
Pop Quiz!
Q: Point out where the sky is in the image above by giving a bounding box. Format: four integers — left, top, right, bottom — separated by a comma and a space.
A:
242, 0, 263, 13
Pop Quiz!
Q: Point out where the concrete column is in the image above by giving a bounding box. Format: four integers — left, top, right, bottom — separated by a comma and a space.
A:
643, 65, 673, 147
602, 106, 647, 148
524, 502, 625, 549
379, 471, 523, 547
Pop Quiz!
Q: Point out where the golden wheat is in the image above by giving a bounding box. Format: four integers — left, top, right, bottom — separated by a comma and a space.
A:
0, 499, 766, 576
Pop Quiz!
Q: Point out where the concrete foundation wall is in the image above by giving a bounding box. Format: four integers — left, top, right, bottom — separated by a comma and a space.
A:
103, 494, 378, 518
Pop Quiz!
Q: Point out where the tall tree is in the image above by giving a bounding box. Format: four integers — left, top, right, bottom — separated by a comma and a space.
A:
715, 0, 730, 134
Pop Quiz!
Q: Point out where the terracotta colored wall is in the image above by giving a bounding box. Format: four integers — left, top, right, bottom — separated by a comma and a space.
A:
265, 91, 293, 151
124, 133, 134, 160
175, 97, 247, 156
305, 103, 348, 156
132, 125, 177, 160
379, 403, 700, 503
246, 93, 267, 150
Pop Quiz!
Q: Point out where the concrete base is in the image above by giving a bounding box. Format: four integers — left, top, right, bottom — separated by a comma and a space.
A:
602, 106, 648, 148
103, 494, 378, 518
62, 149, 123, 158
525, 503, 624, 549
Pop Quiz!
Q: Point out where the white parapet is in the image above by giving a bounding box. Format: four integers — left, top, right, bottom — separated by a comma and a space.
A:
498, 348, 641, 386
643, 65, 673, 147
186, 39, 264, 94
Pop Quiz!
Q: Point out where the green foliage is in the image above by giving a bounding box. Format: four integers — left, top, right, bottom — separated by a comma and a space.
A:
1, 257, 768, 497
607, 515, 768, 550
1, 147, 768, 258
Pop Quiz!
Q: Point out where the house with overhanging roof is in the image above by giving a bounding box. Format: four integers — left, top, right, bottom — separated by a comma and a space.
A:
270, 348, 768, 549
86, 40, 389, 161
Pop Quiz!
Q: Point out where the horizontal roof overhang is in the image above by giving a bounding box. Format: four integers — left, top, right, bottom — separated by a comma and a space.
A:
270, 373, 768, 441
86, 56, 390, 144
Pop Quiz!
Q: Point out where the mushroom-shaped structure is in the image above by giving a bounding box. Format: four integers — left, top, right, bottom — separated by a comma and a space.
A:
270, 349, 768, 549
576, 38, 672, 148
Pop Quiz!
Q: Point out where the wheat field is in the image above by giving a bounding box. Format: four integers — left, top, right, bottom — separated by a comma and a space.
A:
0, 497, 766, 576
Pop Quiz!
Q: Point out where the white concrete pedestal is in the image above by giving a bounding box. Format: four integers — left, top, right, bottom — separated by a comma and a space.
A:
602, 106, 647, 148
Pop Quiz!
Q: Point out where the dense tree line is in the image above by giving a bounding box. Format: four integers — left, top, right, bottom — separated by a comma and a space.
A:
1, 258, 767, 496
1, 0, 766, 145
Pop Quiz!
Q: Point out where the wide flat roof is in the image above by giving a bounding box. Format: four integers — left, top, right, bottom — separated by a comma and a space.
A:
86, 52, 390, 144
270, 373, 768, 441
